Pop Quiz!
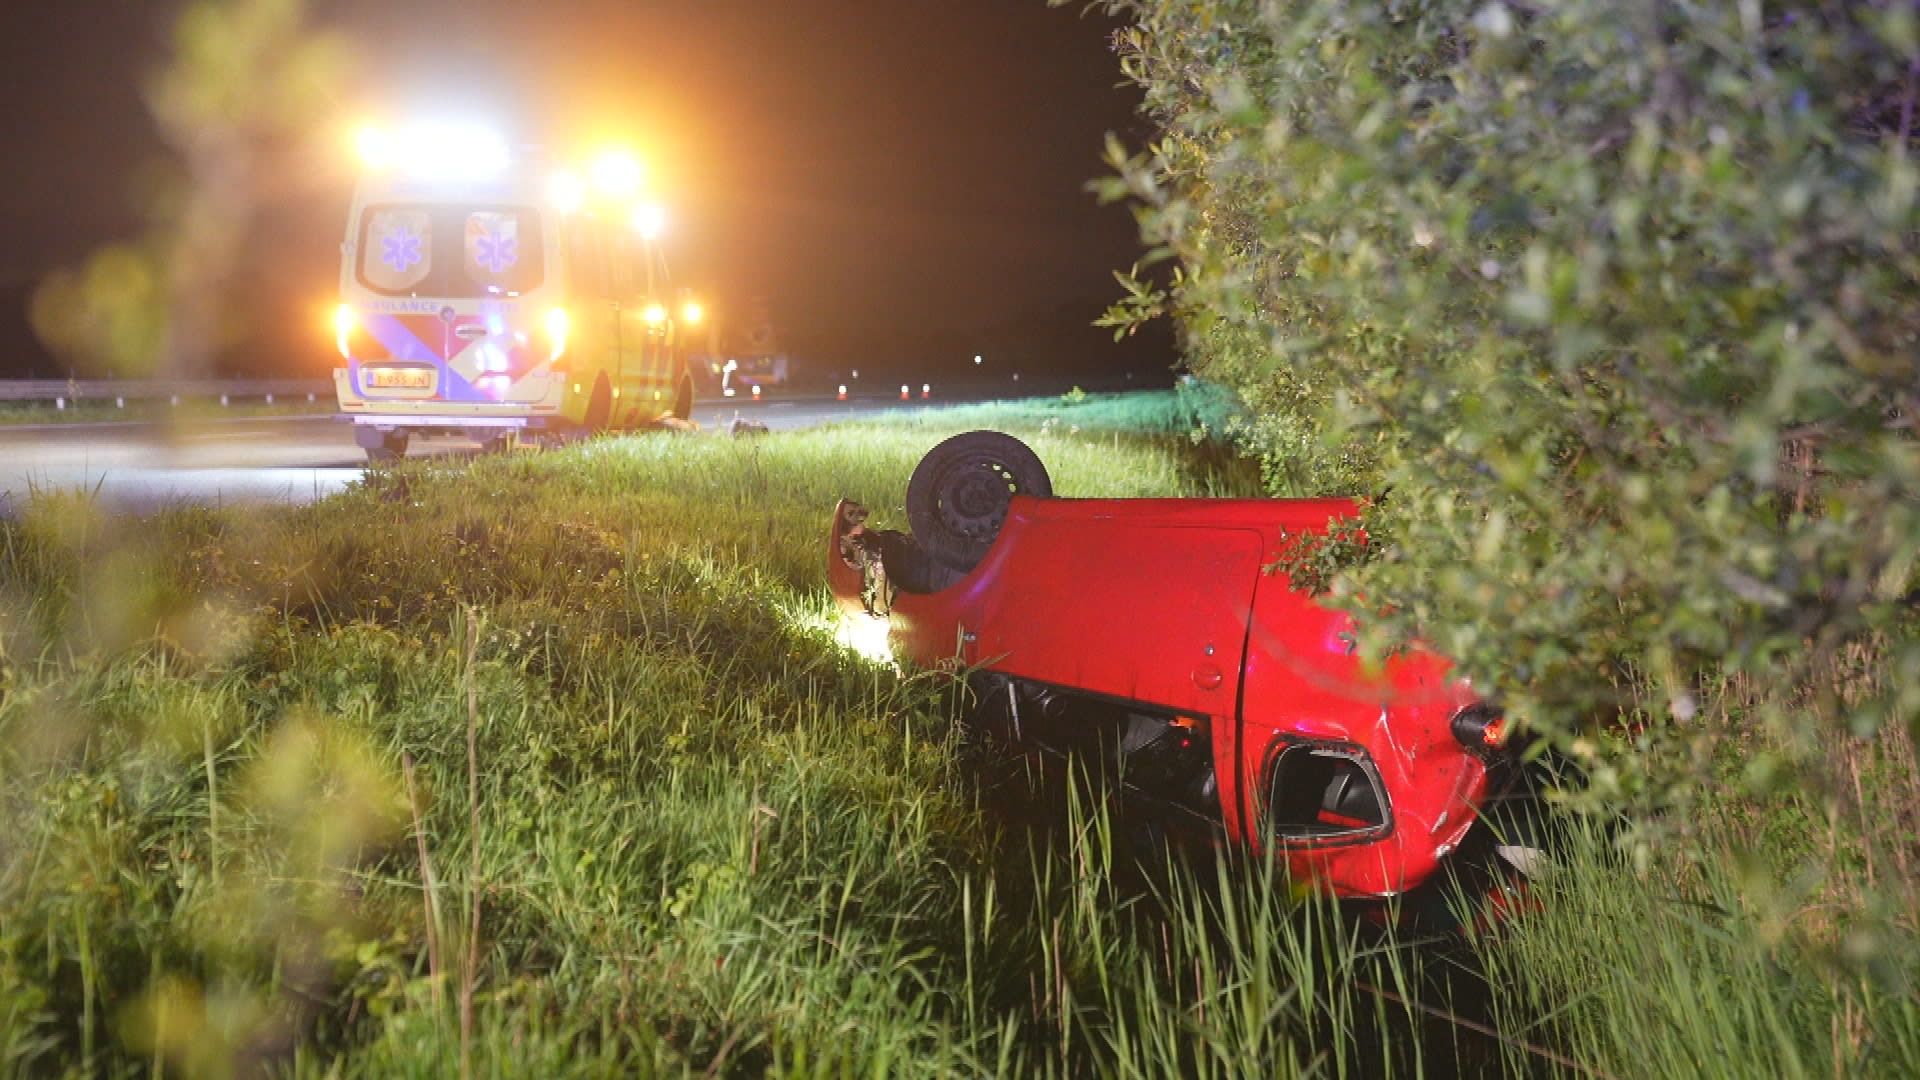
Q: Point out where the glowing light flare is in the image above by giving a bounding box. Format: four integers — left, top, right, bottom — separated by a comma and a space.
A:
590, 149, 644, 197
642, 303, 668, 326
353, 126, 396, 170
680, 301, 704, 326
333, 304, 357, 359
836, 612, 897, 666
353, 122, 510, 180
632, 203, 667, 240
548, 170, 586, 214
542, 307, 570, 360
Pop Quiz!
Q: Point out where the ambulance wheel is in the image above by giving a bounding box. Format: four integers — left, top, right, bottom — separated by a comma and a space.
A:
363, 431, 409, 463
475, 431, 512, 454
671, 374, 695, 421
907, 430, 1051, 574
585, 375, 612, 433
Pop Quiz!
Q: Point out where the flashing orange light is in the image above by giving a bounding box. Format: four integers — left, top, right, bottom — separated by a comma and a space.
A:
543, 307, 570, 360
680, 301, 704, 326
590, 149, 644, 197
633, 203, 667, 240
642, 303, 668, 326
333, 303, 357, 359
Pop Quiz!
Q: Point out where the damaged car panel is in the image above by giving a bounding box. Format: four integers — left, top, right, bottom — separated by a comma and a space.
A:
829, 431, 1505, 900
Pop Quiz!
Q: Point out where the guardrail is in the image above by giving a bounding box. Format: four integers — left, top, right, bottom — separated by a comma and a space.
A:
0, 379, 333, 405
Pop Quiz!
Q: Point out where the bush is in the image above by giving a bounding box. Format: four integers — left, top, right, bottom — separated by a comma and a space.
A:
1093, 0, 1920, 821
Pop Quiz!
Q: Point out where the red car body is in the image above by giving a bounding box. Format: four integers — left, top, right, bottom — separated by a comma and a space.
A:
829, 491, 1504, 899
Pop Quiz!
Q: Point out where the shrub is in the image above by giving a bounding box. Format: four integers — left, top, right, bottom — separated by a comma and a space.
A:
1092, 0, 1920, 821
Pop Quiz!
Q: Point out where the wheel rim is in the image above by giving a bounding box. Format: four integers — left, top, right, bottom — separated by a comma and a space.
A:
907, 430, 1052, 573
933, 457, 1026, 549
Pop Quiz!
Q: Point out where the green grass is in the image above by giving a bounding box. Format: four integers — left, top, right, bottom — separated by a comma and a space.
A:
0, 386, 1912, 1077
1472, 811, 1920, 1080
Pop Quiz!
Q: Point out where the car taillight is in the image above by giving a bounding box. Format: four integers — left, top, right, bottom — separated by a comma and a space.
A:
334, 304, 378, 361
1450, 704, 1507, 749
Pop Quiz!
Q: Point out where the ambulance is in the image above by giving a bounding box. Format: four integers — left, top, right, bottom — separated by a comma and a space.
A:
332, 124, 700, 461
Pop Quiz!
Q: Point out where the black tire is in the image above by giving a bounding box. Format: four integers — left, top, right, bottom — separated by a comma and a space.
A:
906, 430, 1051, 573
364, 431, 409, 464
671, 374, 695, 421
584, 375, 612, 433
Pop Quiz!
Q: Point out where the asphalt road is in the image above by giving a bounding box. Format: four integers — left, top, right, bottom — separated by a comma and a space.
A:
0, 389, 1052, 515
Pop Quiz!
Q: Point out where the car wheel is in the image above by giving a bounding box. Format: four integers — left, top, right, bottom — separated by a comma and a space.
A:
906, 430, 1051, 573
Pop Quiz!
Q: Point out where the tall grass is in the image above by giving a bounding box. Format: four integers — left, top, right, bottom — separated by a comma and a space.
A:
0, 392, 1342, 1076
1473, 807, 1920, 1080
2, 388, 1909, 1077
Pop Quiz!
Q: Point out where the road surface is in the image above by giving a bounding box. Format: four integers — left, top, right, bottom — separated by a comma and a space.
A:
0, 389, 1095, 515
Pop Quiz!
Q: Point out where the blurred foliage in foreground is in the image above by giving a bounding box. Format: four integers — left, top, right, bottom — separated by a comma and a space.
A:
1092, 0, 1920, 836
29, 0, 346, 379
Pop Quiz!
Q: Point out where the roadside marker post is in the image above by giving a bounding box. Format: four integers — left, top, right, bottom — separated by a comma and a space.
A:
920, 383, 930, 399
837, 384, 847, 401
900, 385, 910, 401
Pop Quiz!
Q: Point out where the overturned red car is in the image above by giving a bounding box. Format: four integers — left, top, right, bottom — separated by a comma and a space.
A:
829, 431, 1517, 900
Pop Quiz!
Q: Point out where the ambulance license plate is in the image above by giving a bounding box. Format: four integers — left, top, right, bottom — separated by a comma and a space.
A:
368, 368, 433, 390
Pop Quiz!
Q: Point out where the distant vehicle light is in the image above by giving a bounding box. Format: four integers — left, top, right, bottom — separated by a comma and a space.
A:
680, 301, 704, 326
548, 170, 586, 214
591, 149, 644, 197
643, 303, 668, 325
633, 204, 667, 240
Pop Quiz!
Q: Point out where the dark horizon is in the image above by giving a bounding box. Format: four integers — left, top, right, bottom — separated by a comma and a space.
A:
0, 0, 1176, 383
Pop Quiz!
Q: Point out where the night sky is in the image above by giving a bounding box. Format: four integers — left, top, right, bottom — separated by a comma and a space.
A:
0, 0, 1173, 382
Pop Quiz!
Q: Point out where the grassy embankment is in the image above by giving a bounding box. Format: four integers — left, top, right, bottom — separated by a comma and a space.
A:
1, 387, 1915, 1077
0, 400, 332, 426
